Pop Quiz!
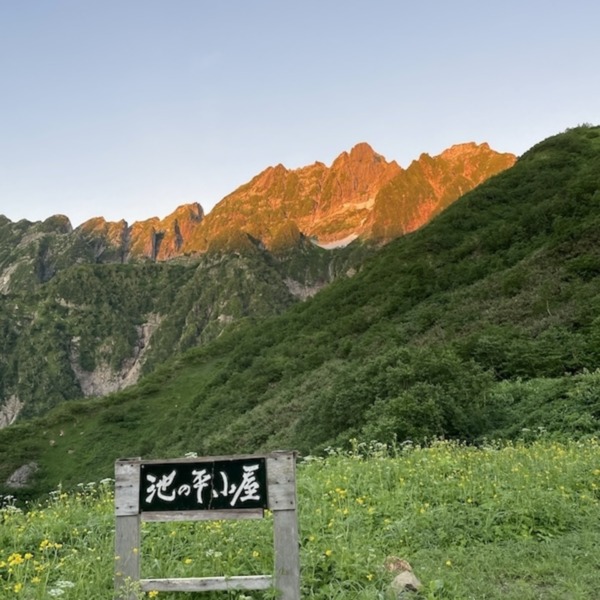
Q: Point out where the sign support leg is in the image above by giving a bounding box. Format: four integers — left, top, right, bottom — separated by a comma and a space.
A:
273, 508, 301, 600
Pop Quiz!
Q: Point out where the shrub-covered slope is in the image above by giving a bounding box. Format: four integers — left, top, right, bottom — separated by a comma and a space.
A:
0, 240, 369, 422
1, 125, 600, 497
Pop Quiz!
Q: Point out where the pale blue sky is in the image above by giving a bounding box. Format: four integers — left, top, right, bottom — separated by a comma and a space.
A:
1, 0, 599, 226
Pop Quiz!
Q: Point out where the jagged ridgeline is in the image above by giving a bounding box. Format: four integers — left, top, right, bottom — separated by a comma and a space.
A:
0, 141, 514, 426
4, 126, 600, 498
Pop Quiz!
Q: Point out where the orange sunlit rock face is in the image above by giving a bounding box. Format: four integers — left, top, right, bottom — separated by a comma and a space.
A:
74, 143, 516, 260
368, 143, 516, 241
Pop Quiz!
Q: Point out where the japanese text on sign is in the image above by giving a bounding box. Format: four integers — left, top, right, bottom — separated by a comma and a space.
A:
139, 458, 268, 511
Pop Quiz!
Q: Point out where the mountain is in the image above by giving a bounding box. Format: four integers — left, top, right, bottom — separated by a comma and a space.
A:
0, 142, 514, 293
1, 124, 599, 498
72, 141, 515, 257
0, 141, 513, 427
183, 141, 515, 252
369, 142, 518, 240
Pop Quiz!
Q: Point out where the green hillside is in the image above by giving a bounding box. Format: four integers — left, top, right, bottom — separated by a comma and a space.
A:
0, 238, 369, 420
2, 125, 600, 498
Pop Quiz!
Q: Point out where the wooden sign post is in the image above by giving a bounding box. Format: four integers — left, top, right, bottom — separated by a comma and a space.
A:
114, 451, 300, 599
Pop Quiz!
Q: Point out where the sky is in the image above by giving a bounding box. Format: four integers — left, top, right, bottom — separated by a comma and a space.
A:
1, 0, 599, 227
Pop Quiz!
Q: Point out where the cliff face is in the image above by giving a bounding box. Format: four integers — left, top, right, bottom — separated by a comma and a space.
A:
75, 203, 205, 262
170, 143, 396, 254
369, 142, 517, 240
179, 141, 514, 253
66, 141, 515, 261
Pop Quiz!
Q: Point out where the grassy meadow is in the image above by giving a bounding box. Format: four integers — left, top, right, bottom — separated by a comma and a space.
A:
2, 439, 600, 599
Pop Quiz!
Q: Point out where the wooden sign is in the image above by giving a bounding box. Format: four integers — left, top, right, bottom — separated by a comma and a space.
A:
140, 457, 268, 512
114, 452, 300, 600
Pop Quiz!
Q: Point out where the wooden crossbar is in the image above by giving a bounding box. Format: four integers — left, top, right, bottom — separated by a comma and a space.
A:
140, 575, 273, 592
141, 508, 264, 522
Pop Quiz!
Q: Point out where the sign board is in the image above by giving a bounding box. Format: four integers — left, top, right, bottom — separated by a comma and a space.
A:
140, 457, 268, 512
114, 452, 300, 600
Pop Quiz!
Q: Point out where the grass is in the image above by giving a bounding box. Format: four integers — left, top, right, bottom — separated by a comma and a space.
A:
1, 438, 600, 599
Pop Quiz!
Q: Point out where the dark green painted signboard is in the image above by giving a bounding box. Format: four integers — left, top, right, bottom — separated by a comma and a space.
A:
139, 458, 268, 512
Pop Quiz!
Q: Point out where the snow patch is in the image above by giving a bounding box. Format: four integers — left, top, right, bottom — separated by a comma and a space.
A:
312, 234, 359, 250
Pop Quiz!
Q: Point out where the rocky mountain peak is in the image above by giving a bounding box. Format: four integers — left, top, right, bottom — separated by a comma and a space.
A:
0, 142, 516, 274
332, 141, 399, 170
368, 143, 516, 240
169, 202, 204, 222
